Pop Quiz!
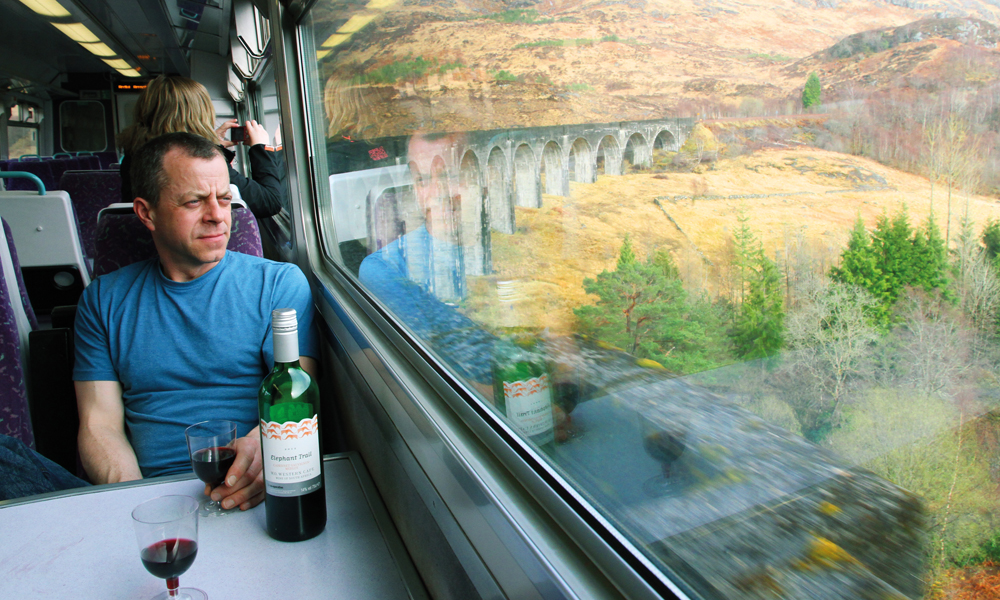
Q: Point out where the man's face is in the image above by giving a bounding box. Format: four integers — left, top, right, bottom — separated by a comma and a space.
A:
137, 149, 232, 281
407, 133, 462, 237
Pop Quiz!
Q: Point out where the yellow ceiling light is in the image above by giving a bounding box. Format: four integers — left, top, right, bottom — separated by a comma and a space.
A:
51, 22, 100, 43
102, 58, 131, 69
317, 50, 331, 60
117, 68, 142, 78
80, 41, 116, 57
18, 0, 70, 17
366, 0, 397, 10
321, 33, 349, 48
338, 14, 375, 33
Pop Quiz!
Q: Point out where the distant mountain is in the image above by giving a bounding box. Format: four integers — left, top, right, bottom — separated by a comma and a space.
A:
824, 17, 1000, 59
321, 1, 1000, 133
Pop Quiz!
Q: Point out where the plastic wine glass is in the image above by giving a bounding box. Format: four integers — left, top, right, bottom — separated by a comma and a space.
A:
639, 411, 688, 498
132, 495, 207, 600
184, 420, 238, 517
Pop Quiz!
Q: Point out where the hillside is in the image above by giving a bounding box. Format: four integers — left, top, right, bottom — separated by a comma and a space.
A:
317, 1, 1000, 136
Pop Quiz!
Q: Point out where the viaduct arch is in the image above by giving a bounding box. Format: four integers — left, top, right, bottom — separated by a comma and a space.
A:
396, 117, 693, 279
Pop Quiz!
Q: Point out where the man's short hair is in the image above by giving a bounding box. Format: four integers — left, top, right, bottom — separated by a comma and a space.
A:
131, 132, 224, 205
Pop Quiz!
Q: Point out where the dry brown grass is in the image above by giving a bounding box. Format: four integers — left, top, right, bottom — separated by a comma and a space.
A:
463, 148, 1000, 334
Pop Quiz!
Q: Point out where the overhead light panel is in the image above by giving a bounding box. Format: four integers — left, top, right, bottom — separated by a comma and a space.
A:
117, 69, 142, 78
317, 50, 331, 60
102, 58, 131, 69
51, 22, 100, 43
366, 0, 397, 10
18, 0, 70, 17
80, 41, 116, 57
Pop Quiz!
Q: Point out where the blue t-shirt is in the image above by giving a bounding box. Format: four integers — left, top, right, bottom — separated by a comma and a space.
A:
73, 251, 319, 478
359, 227, 493, 383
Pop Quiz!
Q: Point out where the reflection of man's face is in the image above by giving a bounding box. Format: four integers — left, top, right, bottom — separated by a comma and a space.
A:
407, 132, 464, 239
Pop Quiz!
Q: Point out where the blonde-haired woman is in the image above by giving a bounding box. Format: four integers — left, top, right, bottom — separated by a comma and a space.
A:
118, 75, 284, 218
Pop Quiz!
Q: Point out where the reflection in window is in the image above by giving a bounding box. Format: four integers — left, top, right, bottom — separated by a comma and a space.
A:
301, 1, 1000, 596
59, 101, 106, 152
8, 126, 38, 159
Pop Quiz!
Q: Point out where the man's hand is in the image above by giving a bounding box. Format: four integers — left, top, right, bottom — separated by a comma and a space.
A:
208, 428, 264, 510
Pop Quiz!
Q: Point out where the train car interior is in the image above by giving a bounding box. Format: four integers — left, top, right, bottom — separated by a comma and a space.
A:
5, 0, 1000, 597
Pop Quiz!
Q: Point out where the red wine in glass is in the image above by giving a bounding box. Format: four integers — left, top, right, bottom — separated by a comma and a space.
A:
185, 420, 238, 516
190, 447, 237, 488
141, 538, 198, 580
132, 495, 207, 600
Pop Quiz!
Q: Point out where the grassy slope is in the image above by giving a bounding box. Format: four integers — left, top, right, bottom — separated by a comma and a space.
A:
465, 147, 1000, 333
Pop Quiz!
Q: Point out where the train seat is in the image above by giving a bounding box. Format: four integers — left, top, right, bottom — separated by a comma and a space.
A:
0, 174, 91, 314
93, 199, 263, 277
73, 155, 101, 170
2, 220, 38, 332
0, 218, 37, 448
0, 160, 56, 192
0, 216, 79, 472
59, 170, 122, 261
93, 151, 118, 170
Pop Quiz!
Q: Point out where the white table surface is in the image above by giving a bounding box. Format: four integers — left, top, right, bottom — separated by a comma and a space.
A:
0, 453, 425, 600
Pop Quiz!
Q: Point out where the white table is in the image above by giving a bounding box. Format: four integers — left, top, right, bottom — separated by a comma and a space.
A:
0, 453, 426, 599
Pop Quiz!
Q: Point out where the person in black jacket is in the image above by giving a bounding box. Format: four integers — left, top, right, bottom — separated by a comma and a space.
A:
117, 75, 285, 218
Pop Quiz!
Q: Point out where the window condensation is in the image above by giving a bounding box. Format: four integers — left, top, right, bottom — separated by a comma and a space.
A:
299, 2, 1000, 597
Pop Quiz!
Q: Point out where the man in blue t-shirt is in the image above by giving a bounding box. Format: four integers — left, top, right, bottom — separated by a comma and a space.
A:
72, 132, 318, 511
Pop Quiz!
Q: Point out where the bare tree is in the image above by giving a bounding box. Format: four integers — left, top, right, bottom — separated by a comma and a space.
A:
890, 291, 976, 399
953, 217, 1000, 353
781, 280, 881, 433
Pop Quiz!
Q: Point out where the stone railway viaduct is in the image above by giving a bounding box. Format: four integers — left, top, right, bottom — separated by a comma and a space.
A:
362, 117, 695, 283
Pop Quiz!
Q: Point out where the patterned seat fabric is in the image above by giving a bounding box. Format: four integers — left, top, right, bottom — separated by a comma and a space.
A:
2, 220, 38, 331
94, 206, 263, 277
0, 219, 34, 448
60, 171, 122, 262
2, 161, 55, 192
94, 152, 118, 170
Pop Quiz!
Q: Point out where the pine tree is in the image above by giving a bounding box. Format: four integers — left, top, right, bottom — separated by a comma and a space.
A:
731, 210, 764, 308
911, 211, 948, 293
617, 234, 638, 270
983, 219, 1000, 264
575, 240, 734, 373
733, 256, 786, 359
802, 72, 821, 110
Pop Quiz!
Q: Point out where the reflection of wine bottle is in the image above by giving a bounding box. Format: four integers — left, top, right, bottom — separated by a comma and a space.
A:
258, 308, 327, 542
492, 332, 555, 448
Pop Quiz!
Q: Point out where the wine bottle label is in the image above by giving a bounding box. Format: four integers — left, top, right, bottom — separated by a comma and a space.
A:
502, 374, 554, 436
260, 415, 323, 497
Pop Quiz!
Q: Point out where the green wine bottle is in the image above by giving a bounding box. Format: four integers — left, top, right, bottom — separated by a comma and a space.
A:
258, 308, 327, 542
492, 332, 555, 448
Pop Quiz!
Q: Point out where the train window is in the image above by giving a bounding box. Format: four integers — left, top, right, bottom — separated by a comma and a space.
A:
8, 102, 41, 159
7, 125, 38, 159
299, 0, 1000, 597
59, 100, 106, 152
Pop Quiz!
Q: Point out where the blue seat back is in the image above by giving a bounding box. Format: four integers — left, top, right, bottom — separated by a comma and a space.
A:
5, 161, 55, 192
94, 204, 263, 277
59, 170, 122, 261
